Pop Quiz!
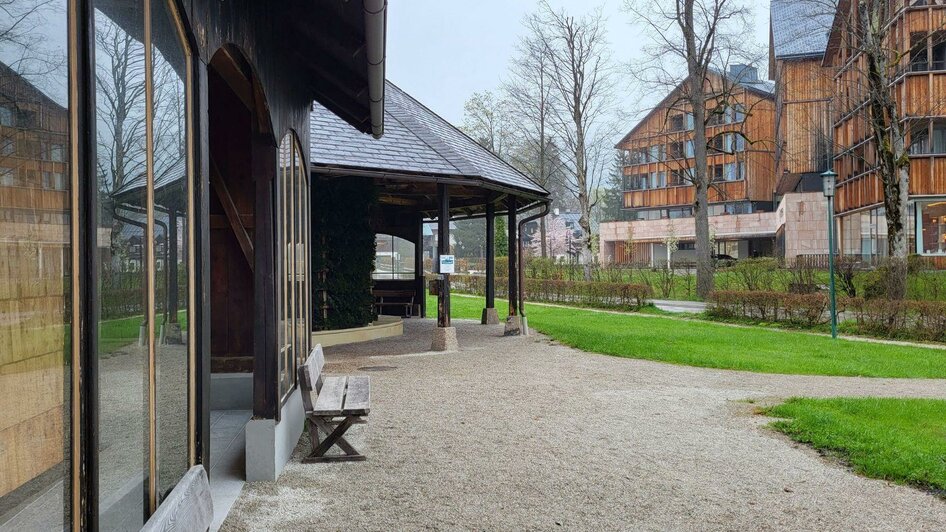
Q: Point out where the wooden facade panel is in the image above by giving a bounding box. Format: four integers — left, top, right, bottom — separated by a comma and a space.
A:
777, 59, 833, 176
623, 180, 748, 209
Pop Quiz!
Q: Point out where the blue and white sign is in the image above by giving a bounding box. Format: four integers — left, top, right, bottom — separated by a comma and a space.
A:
439, 254, 455, 274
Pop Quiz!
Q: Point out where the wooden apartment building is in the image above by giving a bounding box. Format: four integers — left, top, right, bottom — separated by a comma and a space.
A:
827, 0, 946, 262
600, 65, 779, 265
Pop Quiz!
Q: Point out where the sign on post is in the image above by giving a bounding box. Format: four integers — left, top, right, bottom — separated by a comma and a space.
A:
439, 254, 455, 274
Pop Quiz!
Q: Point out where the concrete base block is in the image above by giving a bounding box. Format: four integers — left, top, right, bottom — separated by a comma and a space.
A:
504, 315, 523, 336
481, 307, 500, 325
160, 321, 183, 345
430, 326, 459, 351
246, 387, 304, 482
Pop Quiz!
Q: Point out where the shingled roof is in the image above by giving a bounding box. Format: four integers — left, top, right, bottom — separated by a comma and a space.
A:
770, 0, 835, 60
309, 81, 549, 199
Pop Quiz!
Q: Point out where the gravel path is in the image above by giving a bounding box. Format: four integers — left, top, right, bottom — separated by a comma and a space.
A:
222, 319, 946, 531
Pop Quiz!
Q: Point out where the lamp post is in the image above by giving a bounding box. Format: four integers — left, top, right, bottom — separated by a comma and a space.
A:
821, 169, 838, 339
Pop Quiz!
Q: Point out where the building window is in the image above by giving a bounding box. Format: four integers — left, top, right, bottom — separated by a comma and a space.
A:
276, 132, 310, 404
93, 0, 195, 522
627, 148, 647, 165
668, 141, 684, 159
919, 201, 946, 255
0, 1, 71, 529
668, 113, 685, 132
374, 234, 416, 280
685, 139, 694, 158
0, 133, 14, 155
0, 104, 14, 126
0, 165, 15, 186
43, 170, 64, 190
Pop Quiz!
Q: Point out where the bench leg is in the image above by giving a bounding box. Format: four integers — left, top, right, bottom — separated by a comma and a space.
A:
304, 416, 366, 463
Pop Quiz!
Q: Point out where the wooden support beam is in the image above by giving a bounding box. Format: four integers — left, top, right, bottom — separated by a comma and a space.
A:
209, 157, 255, 272
485, 202, 495, 310
437, 183, 451, 328
508, 196, 518, 317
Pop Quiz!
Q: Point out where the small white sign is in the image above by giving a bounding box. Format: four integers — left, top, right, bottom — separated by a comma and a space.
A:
439, 254, 455, 274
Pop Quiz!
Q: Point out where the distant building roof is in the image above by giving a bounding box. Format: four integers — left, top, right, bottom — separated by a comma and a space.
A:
616, 66, 774, 148
770, 0, 834, 60
309, 81, 548, 198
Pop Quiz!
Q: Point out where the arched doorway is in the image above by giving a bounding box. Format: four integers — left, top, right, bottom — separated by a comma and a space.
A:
205, 45, 275, 486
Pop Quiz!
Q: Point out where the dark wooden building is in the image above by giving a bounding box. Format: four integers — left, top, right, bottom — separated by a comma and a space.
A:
309, 81, 549, 330
0, 0, 386, 529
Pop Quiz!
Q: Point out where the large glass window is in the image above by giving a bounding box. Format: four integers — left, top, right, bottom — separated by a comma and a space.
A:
0, 1, 71, 529
277, 133, 309, 402
94, 0, 193, 526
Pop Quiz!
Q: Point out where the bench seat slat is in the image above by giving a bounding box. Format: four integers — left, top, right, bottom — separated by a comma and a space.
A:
342, 376, 370, 415
313, 376, 347, 415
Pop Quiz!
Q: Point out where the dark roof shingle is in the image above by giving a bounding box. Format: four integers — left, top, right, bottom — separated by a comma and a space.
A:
309, 81, 548, 197
771, 0, 835, 60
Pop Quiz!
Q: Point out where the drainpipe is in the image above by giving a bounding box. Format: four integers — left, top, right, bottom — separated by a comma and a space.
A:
363, 0, 387, 138
517, 201, 551, 335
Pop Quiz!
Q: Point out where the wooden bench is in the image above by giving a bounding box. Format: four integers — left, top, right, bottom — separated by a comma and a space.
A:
298, 345, 371, 462
140, 465, 213, 532
373, 289, 414, 317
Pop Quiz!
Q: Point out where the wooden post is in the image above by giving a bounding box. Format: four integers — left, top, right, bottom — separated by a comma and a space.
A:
481, 201, 499, 325
437, 184, 450, 328
485, 203, 495, 308
507, 197, 518, 317
416, 215, 426, 318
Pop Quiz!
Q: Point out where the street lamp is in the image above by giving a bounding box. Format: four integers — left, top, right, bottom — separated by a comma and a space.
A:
821, 169, 838, 339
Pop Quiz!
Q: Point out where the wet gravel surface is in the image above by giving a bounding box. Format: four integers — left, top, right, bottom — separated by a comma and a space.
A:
222, 319, 946, 531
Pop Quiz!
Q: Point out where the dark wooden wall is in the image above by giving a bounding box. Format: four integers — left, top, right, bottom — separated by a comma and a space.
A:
208, 66, 255, 373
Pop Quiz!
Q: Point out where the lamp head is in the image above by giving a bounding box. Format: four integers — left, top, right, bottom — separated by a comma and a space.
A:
821, 169, 837, 198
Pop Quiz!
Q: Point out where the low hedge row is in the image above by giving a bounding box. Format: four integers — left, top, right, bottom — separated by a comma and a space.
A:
450, 274, 652, 310
708, 291, 830, 326
708, 290, 946, 342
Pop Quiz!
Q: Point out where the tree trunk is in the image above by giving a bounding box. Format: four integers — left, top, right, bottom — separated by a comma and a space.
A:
682, 0, 714, 300
540, 215, 548, 258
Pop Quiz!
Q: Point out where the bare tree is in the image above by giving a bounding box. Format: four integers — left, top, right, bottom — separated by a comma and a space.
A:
530, 1, 617, 280
461, 90, 515, 158
94, 17, 147, 194
625, 0, 754, 299
504, 26, 559, 257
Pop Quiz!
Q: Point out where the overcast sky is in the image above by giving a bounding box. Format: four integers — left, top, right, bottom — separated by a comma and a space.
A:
387, 0, 772, 132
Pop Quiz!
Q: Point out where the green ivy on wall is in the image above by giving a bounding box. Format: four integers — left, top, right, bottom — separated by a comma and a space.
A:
312, 177, 378, 330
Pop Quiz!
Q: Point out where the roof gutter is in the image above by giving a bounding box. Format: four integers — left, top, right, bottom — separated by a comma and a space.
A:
364, 0, 387, 138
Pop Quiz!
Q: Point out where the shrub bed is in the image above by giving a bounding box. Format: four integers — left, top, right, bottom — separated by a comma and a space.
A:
450, 274, 652, 310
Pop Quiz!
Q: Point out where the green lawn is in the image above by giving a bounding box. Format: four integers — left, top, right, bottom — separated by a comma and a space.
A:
764, 398, 946, 494
99, 311, 187, 355
432, 295, 946, 378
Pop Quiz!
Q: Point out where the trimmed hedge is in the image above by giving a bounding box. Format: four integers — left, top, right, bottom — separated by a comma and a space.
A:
451, 274, 652, 310
708, 291, 829, 326
708, 290, 946, 342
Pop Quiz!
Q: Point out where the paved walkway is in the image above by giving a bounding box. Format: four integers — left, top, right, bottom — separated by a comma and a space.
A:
652, 298, 708, 313
222, 319, 946, 531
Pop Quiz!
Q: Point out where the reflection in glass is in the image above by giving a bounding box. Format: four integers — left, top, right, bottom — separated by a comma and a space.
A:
276, 134, 310, 400
278, 136, 292, 399
151, 0, 189, 503
0, 1, 71, 529
94, 1, 149, 529
373, 235, 416, 280
920, 201, 946, 255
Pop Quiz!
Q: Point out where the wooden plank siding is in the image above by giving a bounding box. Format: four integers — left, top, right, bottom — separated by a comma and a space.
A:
617, 72, 776, 211
831, 3, 946, 215
774, 58, 833, 177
